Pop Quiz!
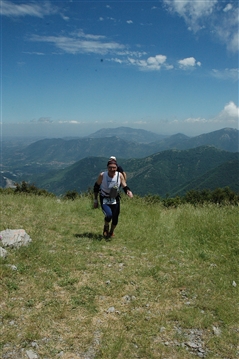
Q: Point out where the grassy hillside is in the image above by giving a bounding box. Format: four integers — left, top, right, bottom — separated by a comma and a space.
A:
1, 193, 238, 358
172, 159, 239, 196
31, 146, 239, 197
126, 147, 238, 197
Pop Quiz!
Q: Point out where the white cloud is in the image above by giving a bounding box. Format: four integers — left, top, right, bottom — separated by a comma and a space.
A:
211, 68, 239, 82
223, 4, 233, 12
197, 101, 239, 125
222, 101, 239, 118
214, 7, 239, 52
58, 120, 83, 124
109, 58, 125, 64
29, 32, 125, 55
163, 0, 217, 31
184, 117, 207, 124
61, 14, 69, 21
23, 51, 45, 56
149, 55, 167, 64
73, 30, 105, 41
176, 102, 238, 128
98, 16, 116, 22
29, 30, 149, 60
1, 0, 60, 18
37, 117, 53, 123
227, 31, 239, 53
163, 0, 239, 52
126, 20, 133, 24
116, 50, 147, 58
127, 54, 171, 71
178, 57, 201, 69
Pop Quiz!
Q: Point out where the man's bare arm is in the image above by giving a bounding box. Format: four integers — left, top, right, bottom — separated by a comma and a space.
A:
93, 173, 103, 207
120, 173, 133, 198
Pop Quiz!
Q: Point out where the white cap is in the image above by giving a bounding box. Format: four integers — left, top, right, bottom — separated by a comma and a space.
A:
110, 156, 116, 161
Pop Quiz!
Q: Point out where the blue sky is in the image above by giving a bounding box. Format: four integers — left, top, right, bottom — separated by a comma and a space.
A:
1, 0, 238, 138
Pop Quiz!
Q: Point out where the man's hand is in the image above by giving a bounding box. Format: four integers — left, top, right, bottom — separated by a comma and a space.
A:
127, 190, 133, 198
93, 199, 98, 208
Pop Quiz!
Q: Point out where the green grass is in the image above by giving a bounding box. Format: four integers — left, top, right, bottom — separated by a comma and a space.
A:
0, 193, 238, 358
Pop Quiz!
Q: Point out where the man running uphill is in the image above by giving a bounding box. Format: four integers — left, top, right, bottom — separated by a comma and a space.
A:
93, 159, 133, 239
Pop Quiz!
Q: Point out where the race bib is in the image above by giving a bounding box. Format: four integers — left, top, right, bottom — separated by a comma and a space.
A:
103, 197, 117, 205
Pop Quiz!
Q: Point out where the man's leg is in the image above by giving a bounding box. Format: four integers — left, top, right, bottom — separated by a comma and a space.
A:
110, 202, 120, 236
100, 201, 113, 237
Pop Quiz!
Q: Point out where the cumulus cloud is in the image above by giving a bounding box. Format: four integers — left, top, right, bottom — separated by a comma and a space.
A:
127, 54, 173, 71
126, 20, 133, 24
178, 57, 201, 69
163, 0, 239, 52
222, 101, 239, 118
109, 53, 204, 72
177, 102, 238, 128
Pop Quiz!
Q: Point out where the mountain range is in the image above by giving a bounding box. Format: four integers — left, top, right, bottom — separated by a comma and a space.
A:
1, 127, 238, 168
31, 146, 239, 197
88, 126, 238, 152
0, 127, 238, 197
21, 127, 239, 161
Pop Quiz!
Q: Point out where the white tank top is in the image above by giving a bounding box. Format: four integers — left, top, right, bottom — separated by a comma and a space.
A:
100, 171, 120, 197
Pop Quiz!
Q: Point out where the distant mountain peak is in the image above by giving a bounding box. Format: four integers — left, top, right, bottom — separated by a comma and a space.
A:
87, 126, 166, 144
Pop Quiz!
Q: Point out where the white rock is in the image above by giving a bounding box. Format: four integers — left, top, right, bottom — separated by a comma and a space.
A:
7, 264, 17, 270
186, 341, 199, 349
123, 295, 131, 302
26, 349, 38, 359
212, 326, 221, 336
0, 246, 7, 258
0, 229, 32, 248
107, 306, 115, 313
